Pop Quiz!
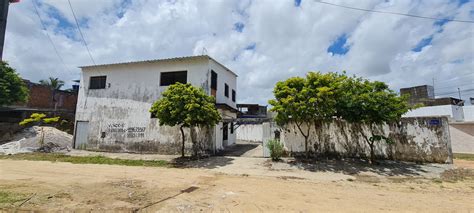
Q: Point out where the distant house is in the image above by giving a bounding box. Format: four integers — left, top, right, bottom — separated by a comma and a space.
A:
400, 85, 465, 121
237, 104, 267, 118
74, 55, 238, 154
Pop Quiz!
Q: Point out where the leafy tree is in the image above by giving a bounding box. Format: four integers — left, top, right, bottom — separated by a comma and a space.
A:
0, 61, 28, 106
269, 77, 312, 156
39, 77, 65, 90
305, 72, 347, 152
149, 83, 221, 157
269, 72, 343, 157
19, 113, 61, 146
337, 77, 410, 164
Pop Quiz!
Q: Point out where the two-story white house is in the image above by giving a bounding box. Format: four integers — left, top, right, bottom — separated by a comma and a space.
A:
73, 55, 238, 154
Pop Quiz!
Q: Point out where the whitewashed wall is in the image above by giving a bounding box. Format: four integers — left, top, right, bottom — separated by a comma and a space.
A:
463, 105, 474, 122
263, 117, 452, 163
209, 60, 237, 109
236, 124, 263, 142
403, 105, 464, 121
75, 57, 236, 154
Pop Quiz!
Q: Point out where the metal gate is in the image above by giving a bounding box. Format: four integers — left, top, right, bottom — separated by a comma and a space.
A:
74, 121, 89, 149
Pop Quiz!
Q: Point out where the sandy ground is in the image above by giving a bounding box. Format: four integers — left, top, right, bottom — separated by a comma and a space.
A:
0, 157, 473, 212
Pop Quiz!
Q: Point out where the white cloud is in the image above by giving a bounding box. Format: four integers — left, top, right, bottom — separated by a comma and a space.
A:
4, 0, 474, 104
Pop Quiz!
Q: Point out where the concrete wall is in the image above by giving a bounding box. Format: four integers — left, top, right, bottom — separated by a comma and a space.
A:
449, 122, 474, 154
463, 106, 474, 122
403, 105, 464, 121
263, 117, 452, 163
236, 124, 263, 142
75, 57, 236, 154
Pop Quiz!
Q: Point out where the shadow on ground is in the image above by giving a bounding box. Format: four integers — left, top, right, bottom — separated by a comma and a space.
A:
171, 156, 235, 169
218, 143, 260, 157
285, 157, 441, 176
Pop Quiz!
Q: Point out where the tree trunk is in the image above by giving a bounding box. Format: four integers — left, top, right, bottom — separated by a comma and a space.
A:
359, 124, 374, 164
295, 122, 310, 158
369, 141, 375, 164
179, 125, 185, 157
304, 136, 309, 158
40, 126, 45, 146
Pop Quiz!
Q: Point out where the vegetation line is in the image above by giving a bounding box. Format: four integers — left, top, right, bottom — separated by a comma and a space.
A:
0, 153, 169, 167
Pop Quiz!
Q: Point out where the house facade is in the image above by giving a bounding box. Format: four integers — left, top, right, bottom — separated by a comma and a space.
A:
74, 55, 237, 154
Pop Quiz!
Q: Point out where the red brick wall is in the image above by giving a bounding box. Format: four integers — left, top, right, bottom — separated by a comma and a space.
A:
18, 82, 77, 111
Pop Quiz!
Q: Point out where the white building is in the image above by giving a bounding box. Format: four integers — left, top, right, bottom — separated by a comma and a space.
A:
73, 55, 238, 154
403, 105, 464, 122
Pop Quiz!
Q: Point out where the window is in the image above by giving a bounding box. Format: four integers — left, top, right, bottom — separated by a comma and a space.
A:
224, 84, 229, 97
160, 71, 187, 86
230, 122, 234, 134
211, 70, 217, 90
89, 76, 107, 89
232, 90, 236, 102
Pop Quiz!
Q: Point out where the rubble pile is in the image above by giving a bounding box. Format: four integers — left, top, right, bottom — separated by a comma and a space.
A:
0, 126, 73, 154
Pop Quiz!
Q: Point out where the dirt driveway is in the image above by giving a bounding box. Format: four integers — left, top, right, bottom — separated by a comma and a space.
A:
0, 157, 473, 212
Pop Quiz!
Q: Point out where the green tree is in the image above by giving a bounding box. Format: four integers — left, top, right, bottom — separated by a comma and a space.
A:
269, 77, 312, 156
269, 72, 343, 157
39, 77, 65, 90
305, 72, 347, 153
149, 83, 221, 157
337, 77, 410, 164
0, 61, 28, 106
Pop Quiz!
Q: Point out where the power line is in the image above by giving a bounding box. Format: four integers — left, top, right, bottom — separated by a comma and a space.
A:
67, 0, 95, 65
435, 83, 474, 90
32, 0, 71, 73
313, 0, 474, 24
436, 88, 474, 96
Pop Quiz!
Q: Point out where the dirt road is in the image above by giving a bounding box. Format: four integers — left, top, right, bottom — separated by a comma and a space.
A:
0, 159, 473, 212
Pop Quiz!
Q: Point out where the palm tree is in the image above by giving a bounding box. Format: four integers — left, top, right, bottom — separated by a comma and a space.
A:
39, 77, 65, 90
39, 77, 65, 110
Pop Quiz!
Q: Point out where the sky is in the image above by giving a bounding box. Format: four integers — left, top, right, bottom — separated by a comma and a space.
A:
4, 0, 474, 105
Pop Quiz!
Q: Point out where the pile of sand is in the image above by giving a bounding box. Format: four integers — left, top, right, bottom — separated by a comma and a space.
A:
0, 126, 73, 154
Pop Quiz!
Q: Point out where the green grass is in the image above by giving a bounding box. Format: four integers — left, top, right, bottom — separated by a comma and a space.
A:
0, 153, 169, 167
454, 153, 474, 161
0, 191, 28, 206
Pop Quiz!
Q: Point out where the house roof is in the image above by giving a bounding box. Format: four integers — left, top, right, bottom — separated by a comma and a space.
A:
79, 55, 238, 77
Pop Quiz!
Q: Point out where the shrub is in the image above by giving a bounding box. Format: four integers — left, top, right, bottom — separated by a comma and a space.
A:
266, 139, 284, 161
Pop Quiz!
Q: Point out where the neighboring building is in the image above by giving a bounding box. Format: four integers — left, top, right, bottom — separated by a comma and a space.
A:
400, 85, 434, 106
0, 80, 78, 141
74, 55, 238, 154
237, 104, 267, 118
403, 105, 464, 121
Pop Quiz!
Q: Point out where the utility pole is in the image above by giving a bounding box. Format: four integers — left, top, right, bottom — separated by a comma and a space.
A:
458, 88, 462, 99
0, 0, 19, 60
432, 77, 435, 97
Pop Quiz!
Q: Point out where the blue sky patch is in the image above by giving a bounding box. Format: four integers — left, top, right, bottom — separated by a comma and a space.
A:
40, 2, 78, 40
117, 0, 132, 19
294, 0, 302, 7
245, 43, 256, 51
457, 0, 469, 6
234, 22, 245, 33
327, 34, 350, 55
434, 18, 450, 27
412, 36, 433, 52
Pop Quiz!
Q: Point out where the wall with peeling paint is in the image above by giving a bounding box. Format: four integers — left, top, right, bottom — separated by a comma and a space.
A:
75, 57, 236, 154
262, 117, 452, 163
